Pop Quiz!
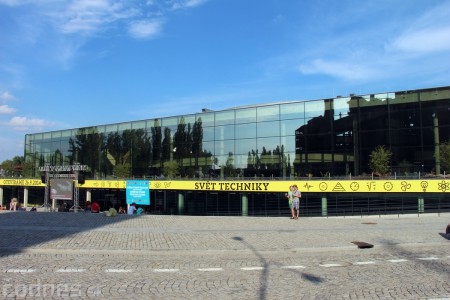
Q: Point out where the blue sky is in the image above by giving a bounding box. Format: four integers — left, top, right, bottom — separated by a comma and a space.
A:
1, 0, 449, 162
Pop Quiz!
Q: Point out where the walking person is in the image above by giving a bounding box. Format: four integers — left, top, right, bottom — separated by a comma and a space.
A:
285, 186, 295, 219
292, 185, 301, 220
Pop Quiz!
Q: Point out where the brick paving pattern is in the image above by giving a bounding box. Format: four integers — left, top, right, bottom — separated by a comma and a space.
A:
0, 211, 449, 299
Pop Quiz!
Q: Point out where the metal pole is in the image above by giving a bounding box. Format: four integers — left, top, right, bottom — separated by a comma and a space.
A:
43, 170, 49, 211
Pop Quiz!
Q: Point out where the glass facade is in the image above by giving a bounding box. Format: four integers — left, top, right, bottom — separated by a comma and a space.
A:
24, 86, 450, 179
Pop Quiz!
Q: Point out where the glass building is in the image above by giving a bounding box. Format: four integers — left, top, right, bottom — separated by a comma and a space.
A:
25, 86, 450, 179
14, 86, 449, 217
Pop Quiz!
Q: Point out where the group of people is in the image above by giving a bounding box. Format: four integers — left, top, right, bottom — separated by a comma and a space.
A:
126, 203, 145, 215
84, 201, 146, 216
286, 185, 301, 220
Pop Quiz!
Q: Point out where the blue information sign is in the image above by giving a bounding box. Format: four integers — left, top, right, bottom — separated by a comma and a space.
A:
126, 180, 150, 205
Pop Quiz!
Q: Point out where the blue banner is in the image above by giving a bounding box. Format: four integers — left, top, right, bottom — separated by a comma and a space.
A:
126, 180, 150, 205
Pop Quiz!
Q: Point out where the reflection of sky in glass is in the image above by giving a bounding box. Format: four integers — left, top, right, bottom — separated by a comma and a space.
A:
257, 105, 279, 122
236, 108, 256, 124
215, 125, 234, 140
235, 138, 256, 154
236, 123, 256, 139
257, 121, 280, 137
280, 102, 305, 120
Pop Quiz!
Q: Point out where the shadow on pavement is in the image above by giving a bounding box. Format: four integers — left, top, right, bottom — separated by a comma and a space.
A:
232, 236, 324, 300
438, 233, 450, 240
379, 238, 450, 277
0, 211, 142, 255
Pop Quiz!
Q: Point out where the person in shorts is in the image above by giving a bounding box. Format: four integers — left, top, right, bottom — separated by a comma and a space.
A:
292, 185, 301, 220
285, 186, 294, 219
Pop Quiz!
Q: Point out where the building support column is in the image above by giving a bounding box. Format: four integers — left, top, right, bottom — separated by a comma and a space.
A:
178, 193, 184, 215
86, 190, 92, 203
434, 115, 440, 174
321, 195, 328, 217
418, 196, 424, 213
24, 188, 29, 210
242, 193, 248, 216
0, 187, 3, 208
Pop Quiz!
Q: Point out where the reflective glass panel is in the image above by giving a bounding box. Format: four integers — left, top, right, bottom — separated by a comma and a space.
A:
234, 154, 249, 169
280, 119, 306, 136
51, 131, 61, 138
203, 126, 215, 141
131, 121, 146, 130
235, 123, 256, 139
215, 110, 235, 126
280, 102, 304, 120
162, 117, 177, 127
305, 100, 326, 119
202, 141, 215, 155
257, 137, 281, 153
257, 105, 279, 122
235, 108, 256, 124
215, 140, 235, 156
105, 124, 118, 133
281, 136, 296, 153
359, 94, 387, 108
197, 113, 214, 127
180, 115, 196, 125
118, 122, 131, 131
215, 125, 234, 140
235, 138, 256, 154
333, 97, 351, 120
257, 120, 280, 137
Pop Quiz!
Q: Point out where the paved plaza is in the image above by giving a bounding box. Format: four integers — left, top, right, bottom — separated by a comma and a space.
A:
0, 211, 449, 299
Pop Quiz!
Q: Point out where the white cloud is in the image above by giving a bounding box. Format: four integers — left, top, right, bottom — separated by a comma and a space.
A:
54, 0, 139, 35
128, 19, 163, 39
390, 26, 450, 54
0, 105, 16, 114
0, 0, 31, 6
6, 116, 50, 131
295, 2, 450, 83
0, 91, 16, 101
299, 59, 378, 82
171, 0, 208, 10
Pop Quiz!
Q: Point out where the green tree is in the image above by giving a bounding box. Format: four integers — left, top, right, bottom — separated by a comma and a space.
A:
439, 141, 450, 173
369, 145, 392, 175
113, 163, 131, 178
163, 160, 179, 178
1, 156, 25, 177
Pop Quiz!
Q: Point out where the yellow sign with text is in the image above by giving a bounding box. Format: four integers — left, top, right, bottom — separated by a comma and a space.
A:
0, 179, 45, 187
149, 179, 450, 193
2, 179, 450, 193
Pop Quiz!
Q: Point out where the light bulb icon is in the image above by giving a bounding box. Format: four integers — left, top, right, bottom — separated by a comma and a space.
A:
420, 181, 428, 192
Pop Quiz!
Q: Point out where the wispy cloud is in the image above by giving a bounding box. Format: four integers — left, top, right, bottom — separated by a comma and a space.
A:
296, 2, 450, 83
0, 0, 209, 66
6, 116, 51, 131
0, 91, 16, 101
170, 0, 208, 10
0, 105, 16, 114
299, 59, 379, 82
54, 0, 139, 35
128, 19, 164, 39
388, 2, 450, 55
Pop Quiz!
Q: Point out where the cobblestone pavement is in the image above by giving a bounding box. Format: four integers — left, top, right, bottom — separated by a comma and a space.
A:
0, 211, 449, 299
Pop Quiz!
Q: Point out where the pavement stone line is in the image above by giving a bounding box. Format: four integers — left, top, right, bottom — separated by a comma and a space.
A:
1, 254, 449, 274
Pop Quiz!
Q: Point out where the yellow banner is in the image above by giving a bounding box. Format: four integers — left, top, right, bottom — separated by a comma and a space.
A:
77, 180, 126, 189
2, 178, 450, 193
0, 179, 45, 187
149, 179, 450, 193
